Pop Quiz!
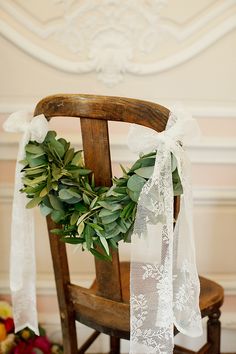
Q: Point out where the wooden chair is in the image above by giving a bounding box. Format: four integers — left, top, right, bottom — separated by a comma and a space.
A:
34, 94, 224, 354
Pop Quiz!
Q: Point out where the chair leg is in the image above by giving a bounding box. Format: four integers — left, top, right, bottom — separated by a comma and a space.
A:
207, 310, 221, 354
110, 336, 120, 354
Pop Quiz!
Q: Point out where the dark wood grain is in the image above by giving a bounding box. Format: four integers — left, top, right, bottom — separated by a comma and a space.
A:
34, 94, 169, 132
34, 94, 224, 354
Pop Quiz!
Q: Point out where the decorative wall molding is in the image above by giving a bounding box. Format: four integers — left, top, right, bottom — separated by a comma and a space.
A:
0, 271, 236, 297
1, 183, 236, 207
0, 0, 235, 85
34, 311, 236, 352
1, 131, 235, 165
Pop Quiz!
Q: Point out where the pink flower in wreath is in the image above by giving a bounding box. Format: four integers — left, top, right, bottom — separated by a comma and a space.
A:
13, 335, 51, 354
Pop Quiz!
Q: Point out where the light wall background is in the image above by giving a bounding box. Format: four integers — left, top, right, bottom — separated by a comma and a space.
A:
0, 0, 236, 352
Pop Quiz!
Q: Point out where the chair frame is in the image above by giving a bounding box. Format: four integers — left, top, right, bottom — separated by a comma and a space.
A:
34, 94, 224, 354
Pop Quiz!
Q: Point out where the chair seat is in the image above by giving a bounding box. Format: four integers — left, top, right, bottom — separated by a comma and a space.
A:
69, 262, 224, 338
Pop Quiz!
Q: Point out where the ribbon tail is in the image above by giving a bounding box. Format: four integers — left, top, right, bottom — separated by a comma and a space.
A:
172, 153, 203, 337
130, 146, 174, 354
10, 133, 39, 335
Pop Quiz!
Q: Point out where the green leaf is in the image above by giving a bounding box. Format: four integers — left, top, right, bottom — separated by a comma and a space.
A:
127, 189, 140, 202
120, 164, 128, 175
52, 164, 62, 181
134, 166, 154, 179
76, 211, 90, 225
64, 148, 74, 165
40, 204, 52, 216
172, 168, 183, 196
22, 175, 47, 187
48, 194, 64, 211
171, 154, 177, 172
71, 151, 83, 166
90, 196, 98, 209
78, 169, 92, 176
58, 138, 69, 152
83, 193, 90, 205
26, 196, 42, 209
45, 131, 57, 142
25, 144, 45, 155
99, 208, 114, 217
50, 138, 65, 158
98, 201, 122, 211
109, 238, 118, 249
90, 247, 111, 261
104, 221, 118, 232
84, 224, 94, 250
127, 174, 146, 192
51, 210, 65, 223
74, 203, 88, 213
70, 211, 80, 225
39, 187, 48, 197
120, 201, 135, 219
117, 218, 129, 233
59, 189, 74, 200
99, 236, 110, 255
25, 152, 47, 167
60, 237, 84, 244
101, 211, 120, 225
77, 221, 85, 235
89, 223, 104, 231
104, 224, 122, 239
23, 167, 46, 176
112, 187, 127, 195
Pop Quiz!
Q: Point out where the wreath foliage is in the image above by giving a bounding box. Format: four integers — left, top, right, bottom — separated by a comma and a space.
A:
21, 131, 183, 260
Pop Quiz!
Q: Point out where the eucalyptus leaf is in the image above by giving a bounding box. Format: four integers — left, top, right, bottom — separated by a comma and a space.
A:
127, 174, 146, 192
134, 166, 154, 178
26, 196, 42, 209
60, 237, 84, 244
50, 138, 65, 158
39, 187, 48, 198
25, 144, 45, 155
40, 204, 52, 217
101, 211, 120, 225
99, 236, 110, 255
51, 210, 65, 223
77, 221, 85, 235
127, 189, 140, 202
70, 211, 80, 225
84, 224, 94, 250
64, 148, 74, 165
49, 194, 64, 211
98, 201, 122, 211
83, 193, 90, 205
71, 151, 83, 166
90, 248, 112, 261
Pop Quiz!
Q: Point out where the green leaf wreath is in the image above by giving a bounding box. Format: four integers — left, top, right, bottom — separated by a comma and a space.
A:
20, 131, 183, 261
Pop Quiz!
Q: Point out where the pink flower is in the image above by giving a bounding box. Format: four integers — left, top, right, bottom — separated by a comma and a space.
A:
12, 335, 51, 354
32, 336, 51, 353
4, 318, 14, 333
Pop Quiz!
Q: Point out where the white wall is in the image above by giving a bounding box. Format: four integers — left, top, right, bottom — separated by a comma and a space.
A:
0, 0, 236, 352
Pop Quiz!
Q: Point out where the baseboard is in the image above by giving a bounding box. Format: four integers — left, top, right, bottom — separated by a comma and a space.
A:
38, 312, 236, 353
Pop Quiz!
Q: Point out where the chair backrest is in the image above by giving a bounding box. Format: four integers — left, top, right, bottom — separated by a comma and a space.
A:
34, 94, 171, 303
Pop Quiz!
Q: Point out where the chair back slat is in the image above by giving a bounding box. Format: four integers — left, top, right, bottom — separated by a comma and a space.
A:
80, 118, 122, 301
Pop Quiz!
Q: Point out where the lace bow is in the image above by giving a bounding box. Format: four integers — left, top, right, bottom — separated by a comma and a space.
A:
3, 111, 48, 334
128, 110, 203, 354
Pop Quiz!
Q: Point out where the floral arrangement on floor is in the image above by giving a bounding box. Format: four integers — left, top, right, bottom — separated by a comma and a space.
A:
0, 301, 63, 354
20, 131, 183, 260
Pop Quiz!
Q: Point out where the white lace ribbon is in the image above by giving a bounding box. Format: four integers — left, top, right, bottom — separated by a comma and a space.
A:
128, 109, 203, 354
3, 111, 48, 335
